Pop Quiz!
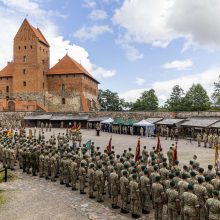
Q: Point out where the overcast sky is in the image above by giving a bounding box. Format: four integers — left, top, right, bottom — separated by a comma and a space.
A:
0, 0, 219, 105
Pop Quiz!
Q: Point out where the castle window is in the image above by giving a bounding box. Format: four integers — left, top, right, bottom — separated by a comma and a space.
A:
62, 84, 65, 92
23, 69, 26, 75
39, 47, 41, 51
30, 45, 33, 49
23, 81, 26, 87
42, 60, 45, 64
43, 82, 44, 88
6, 86, 9, 93
23, 56, 26, 62
24, 46, 26, 49
62, 98, 66, 105
18, 46, 21, 50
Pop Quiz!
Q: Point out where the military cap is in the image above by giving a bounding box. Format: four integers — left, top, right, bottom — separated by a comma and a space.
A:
188, 184, 193, 190
155, 176, 161, 181
213, 190, 219, 196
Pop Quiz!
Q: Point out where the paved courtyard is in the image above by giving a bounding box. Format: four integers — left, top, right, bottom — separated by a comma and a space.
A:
0, 128, 217, 220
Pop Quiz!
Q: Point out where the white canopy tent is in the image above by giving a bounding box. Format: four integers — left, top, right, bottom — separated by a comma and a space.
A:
100, 118, 114, 124
100, 118, 114, 132
133, 120, 155, 136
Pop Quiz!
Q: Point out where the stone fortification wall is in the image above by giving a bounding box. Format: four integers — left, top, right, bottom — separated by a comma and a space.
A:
1, 111, 220, 128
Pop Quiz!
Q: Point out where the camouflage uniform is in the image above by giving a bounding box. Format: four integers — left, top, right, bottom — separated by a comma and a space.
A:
130, 174, 141, 218
110, 169, 119, 208
152, 177, 164, 220
166, 182, 180, 220
182, 188, 199, 220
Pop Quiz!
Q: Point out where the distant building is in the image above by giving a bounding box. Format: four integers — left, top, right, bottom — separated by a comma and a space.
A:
0, 19, 99, 112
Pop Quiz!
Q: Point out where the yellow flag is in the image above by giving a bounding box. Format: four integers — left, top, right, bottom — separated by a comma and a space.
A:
214, 143, 219, 167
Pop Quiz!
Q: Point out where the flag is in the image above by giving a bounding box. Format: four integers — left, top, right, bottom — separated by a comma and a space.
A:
173, 142, 178, 165
107, 136, 112, 153
85, 140, 92, 150
156, 134, 162, 153
214, 143, 219, 168
135, 138, 141, 162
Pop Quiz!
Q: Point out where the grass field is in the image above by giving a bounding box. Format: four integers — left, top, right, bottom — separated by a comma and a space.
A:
0, 168, 16, 183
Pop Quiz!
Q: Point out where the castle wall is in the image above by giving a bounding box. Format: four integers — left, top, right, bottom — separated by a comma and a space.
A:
0, 77, 13, 94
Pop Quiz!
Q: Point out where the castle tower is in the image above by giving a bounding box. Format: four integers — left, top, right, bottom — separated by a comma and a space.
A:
13, 18, 49, 97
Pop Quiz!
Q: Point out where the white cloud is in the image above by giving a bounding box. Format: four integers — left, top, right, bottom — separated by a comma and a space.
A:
113, 0, 220, 50
0, 0, 114, 80
136, 78, 145, 86
163, 59, 193, 71
73, 25, 112, 41
91, 66, 116, 78
116, 34, 143, 61
83, 0, 96, 9
120, 67, 220, 105
88, 9, 108, 21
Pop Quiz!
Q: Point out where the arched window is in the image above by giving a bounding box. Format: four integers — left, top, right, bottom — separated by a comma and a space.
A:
6, 86, 9, 93
62, 98, 66, 105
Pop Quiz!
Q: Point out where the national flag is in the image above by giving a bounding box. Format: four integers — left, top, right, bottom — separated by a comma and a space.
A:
156, 134, 162, 153
107, 136, 112, 153
135, 138, 141, 162
214, 143, 219, 168
85, 140, 92, 150
173, 142, 178, 165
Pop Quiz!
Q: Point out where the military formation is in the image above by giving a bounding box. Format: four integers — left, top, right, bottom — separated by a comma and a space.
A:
1, 129, 220, 219
196, 131, 220, 149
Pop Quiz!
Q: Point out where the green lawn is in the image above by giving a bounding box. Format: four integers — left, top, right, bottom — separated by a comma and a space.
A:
0, 191, 8, 205
0, 169, 16, 183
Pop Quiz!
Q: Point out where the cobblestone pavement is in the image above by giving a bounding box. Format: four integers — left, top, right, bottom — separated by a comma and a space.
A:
0, 128, 216, 220
0, 169, 156, 220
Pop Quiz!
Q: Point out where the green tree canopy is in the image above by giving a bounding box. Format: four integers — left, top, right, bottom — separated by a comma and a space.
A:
131, 89, 158, 111
184, 84, 211, 111
98, 89, 131, 111
165, 85, 185, 111
212, 75, 220, 106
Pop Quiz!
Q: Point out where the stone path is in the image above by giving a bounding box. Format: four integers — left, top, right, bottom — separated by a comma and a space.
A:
0, 170, 156, 220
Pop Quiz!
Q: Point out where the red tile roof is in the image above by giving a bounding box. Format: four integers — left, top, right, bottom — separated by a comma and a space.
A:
48, 54, 99, 83
0, 62, 14, 77
30, 24, 49, 47
15, 19, 49, 47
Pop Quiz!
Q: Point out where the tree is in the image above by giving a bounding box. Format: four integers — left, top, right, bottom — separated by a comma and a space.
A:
165, 85, 185, 111
212, 75, 220, 106
131, 89, 158, 111
98, 89, 131, 111
184, 84, 211, 111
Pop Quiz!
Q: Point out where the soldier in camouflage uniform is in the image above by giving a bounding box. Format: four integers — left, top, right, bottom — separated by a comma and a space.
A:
110, 167, 120, 209
206, 190, 220, 220
95, 164, 104, 203
140, 169, 150, 214
152, 175, 164, 220
88, 163, 95, 198
79, 162, 86, 194
166, 181, 180, 220
182, 184, 200, 220
130, 174, 141, 219
120, 170, 129, 214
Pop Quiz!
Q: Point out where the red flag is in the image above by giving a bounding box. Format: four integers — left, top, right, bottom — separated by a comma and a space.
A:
107, 136, 112, 153
135, 138, 141, 162
156, 134, 162, 153
173, 142, 178, 165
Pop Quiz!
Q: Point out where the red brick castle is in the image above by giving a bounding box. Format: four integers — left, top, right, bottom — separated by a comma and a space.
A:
0, 19, 99, 112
